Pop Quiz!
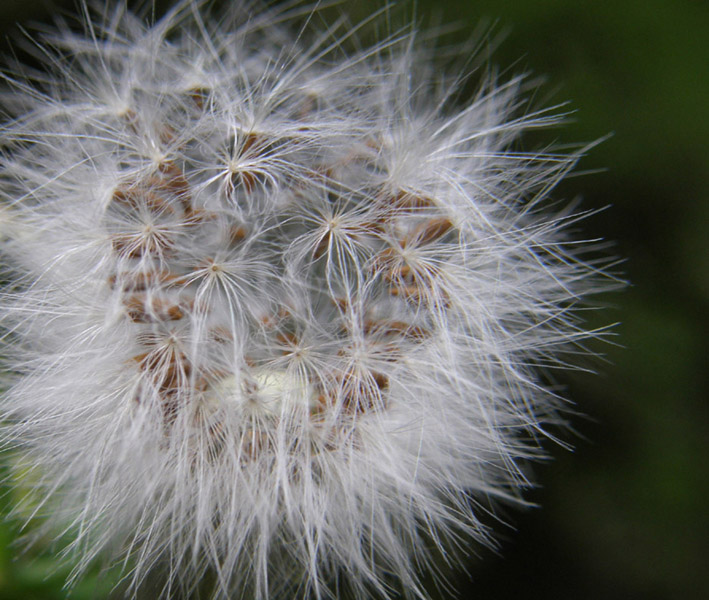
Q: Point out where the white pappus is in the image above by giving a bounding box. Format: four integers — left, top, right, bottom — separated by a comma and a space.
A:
0, 1, 615, 598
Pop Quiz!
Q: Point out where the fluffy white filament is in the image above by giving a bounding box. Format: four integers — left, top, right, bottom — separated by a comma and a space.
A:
0, 1, 612, 598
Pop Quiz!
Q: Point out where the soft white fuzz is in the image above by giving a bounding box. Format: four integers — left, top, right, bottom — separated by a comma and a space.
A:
0, 1, 612, 598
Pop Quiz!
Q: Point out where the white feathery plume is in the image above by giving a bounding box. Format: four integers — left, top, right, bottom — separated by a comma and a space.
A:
0, 1, 616, 598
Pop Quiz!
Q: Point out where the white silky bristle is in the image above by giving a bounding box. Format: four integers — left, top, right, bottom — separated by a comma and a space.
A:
0, 1, 617, 599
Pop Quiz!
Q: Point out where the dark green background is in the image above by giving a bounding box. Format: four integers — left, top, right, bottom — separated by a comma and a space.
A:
1, 1, 707, 598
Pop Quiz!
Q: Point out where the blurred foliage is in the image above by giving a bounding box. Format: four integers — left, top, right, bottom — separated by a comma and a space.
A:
0, 0, 707, 599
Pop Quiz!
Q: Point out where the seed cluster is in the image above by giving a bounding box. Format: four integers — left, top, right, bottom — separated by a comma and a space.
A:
104, 91, 458, 458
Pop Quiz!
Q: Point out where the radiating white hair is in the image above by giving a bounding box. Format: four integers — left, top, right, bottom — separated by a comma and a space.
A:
0, 1, 616, 598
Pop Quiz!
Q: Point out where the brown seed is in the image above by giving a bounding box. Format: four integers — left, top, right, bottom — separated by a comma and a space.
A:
108, 270, 182, 292
188, 86, 210, 109
407, 217, 454, 246
314, 230, 330, 259
383, 263, 413, 283
363, 319, 430, 341
235, 170, 258, 194
159, 170, 190, 198
111, 234, 144, 258
155, 162, 193, 212
390, 280, 448, 305
389, 190, 434, 211
241, 429, 270, 460
184, 208, 217, 226
124, 294, 148, 322
330, 297, 351, 312
389, 284, 423, 301
113, 227, 177, 258
360, 207, 392, 233
372, 247, 417, 283
338, 370, 389, 415
276, 331, 299, 350
259, 313, 277, 329
193, 368, 229, 392
296, 93, 318, 119
208, 420, 226, 443
229, 224, 248, 244
133, 348, 192, 394
380, 342, 403, 362
158, 124, 177, 145
157, 161, 182, 178
111, 187, 172, 215
110, 187, 138, 210
308, 166, 334, 187
209, 326, 234, 343
229, 133, 268, 194
242, 132, 260, 154
371, 246, 399, 271
165, 303, 184, 320
312, 393, 331, 414
260, 306, 292, 329
390, 282, 447, 306
131, 351, 150, 366
163, 365, 189, 393
371, 372, 389, 390
120, 108, 140, 131
124, 295, 184, 323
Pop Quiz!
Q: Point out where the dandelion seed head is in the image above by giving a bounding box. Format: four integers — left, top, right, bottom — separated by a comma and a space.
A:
0, 1, 617, 598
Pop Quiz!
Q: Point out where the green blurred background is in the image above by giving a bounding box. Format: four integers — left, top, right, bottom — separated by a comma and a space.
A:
0, 1, 707, 598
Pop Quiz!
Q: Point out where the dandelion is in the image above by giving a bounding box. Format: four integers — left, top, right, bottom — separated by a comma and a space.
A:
0, 1, 615, 598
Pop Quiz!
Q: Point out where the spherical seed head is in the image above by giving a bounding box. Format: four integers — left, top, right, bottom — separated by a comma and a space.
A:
0, 1, 615, 598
